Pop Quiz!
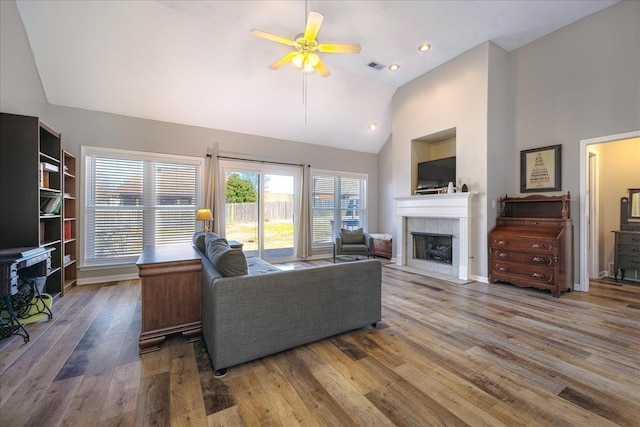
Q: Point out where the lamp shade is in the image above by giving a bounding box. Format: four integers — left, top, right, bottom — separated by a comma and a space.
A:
196, 209, 213, 221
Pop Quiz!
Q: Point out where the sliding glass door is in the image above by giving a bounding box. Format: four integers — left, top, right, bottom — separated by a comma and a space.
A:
220, 161, 300, 262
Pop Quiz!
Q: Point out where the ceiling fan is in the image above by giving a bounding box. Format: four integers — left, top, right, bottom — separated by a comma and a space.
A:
251, 11, 361, 77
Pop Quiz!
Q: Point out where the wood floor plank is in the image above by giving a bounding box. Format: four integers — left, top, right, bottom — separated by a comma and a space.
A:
1, 264, 638, 426
97, 360, 141, 423
168, 337, 208, 426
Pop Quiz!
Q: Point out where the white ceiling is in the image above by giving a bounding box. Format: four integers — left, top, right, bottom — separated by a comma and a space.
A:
16, 0, 617, 153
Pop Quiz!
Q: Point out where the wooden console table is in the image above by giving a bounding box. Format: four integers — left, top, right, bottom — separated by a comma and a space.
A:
136, 244, 202, 353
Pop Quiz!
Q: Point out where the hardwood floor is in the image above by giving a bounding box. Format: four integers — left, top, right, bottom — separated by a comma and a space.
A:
1, 261, 639, 426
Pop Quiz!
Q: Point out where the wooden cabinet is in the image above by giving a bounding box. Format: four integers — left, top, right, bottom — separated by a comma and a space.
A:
136, 244, 202, 353
371, 234, 392, 259
0, 113, 64, 297
489, 194, 573, 297
62, 151, 77, 292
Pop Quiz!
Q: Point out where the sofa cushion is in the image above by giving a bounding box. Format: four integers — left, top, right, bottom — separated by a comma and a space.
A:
205, 234, 248, 277
246, 256, 281, 275
193, 231, 222, 253
341, 228, 365, 244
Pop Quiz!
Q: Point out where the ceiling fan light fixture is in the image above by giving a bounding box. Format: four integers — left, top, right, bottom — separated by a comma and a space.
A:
307, 53, 319, 67
418, 43, 431, 53
292, 53, 305, 69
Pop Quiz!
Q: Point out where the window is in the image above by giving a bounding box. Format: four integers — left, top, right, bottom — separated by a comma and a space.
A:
82, 147, 203, 266
311, 170, 367, 247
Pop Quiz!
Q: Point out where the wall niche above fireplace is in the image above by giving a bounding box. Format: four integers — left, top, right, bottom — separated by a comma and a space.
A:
411, 127, 456, 194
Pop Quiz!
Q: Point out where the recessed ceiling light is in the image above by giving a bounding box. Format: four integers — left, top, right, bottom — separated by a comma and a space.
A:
388, 64, 400, 71
418, 43, 431, 53
369, 123, 378, 131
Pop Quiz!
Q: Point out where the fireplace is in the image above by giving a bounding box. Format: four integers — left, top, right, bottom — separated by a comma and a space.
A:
395, 192, 475, 280
411, 232, 453, 264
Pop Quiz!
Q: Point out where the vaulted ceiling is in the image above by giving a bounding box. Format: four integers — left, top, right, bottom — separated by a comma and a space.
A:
16, 1, 617, 153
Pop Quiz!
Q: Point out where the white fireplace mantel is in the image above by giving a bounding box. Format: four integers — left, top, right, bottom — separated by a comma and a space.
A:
395, 192, 476, 280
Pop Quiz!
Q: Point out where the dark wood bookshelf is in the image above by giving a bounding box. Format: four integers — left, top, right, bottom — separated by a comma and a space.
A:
0, 113, 64, 297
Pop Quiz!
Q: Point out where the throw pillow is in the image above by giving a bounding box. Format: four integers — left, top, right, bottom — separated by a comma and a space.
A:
193, 231, 222, 253
205, 233, 248, 277
341, 228, 365, 244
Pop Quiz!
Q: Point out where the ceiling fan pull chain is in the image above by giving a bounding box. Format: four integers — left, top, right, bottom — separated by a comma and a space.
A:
303, 74, 308, 125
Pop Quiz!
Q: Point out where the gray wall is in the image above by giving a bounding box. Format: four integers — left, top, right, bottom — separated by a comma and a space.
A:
510, 0, 640, 284
0, 1, 46, 116
391, 42, 491, 280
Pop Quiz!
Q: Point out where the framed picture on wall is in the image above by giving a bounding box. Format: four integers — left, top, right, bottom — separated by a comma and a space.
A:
520, 144, 561, 193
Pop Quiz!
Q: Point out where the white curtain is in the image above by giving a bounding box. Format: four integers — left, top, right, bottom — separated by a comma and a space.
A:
205, 148, 218, 234
296, 164, 312, 259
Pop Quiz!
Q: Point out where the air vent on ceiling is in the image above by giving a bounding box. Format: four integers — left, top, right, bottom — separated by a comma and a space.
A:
367, 62, 385, 70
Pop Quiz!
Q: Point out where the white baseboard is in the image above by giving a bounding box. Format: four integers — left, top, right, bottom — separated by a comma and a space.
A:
77, 273, 139, 286
471, 274, 489, 283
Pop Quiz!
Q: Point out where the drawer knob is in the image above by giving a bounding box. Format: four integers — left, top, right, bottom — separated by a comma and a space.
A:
532, 257, 545, 263
498, 240, 508, 245
531, 243, 545, 249
532, 273, 545, 278
499, 267, 509, 272
499, 253, 509, 258
632, 237, 640, 242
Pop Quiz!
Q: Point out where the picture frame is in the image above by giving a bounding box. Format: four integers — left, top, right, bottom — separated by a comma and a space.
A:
520, 144, 561, 193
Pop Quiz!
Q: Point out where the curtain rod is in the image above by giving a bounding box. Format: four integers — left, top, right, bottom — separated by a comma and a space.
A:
216, 155, 309, 168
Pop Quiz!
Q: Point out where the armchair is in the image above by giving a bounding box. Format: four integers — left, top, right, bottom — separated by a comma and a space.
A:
334, 228, 375, 262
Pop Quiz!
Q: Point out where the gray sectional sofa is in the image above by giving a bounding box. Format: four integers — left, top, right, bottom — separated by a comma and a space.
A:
192, 232, 382, 376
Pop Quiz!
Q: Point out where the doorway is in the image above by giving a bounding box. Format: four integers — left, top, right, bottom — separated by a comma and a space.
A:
580, 131, 640, 292
219, 160, 301, 262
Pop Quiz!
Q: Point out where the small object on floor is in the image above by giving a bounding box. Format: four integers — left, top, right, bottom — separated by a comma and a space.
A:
214, 368, 228, 378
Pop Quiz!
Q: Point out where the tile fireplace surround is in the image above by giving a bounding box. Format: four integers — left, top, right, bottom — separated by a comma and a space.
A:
395, 193, 475, 280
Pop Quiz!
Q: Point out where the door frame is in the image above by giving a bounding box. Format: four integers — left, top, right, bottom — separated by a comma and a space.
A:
218, 159, 301, 262
588, 150, 599, 280
580, 130, 640, 292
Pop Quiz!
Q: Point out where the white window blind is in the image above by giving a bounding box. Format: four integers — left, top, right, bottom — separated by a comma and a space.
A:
82, 147, 203, 266
311, 171, 366, 247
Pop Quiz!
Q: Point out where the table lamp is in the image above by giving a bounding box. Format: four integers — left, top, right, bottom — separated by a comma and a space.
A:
196, 209, 213, 232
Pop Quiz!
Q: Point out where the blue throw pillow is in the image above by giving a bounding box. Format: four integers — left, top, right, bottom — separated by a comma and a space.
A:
193, 231, 221, 253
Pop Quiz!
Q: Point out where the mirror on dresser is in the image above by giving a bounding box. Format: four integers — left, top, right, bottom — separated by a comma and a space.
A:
612, 189, 640, 281
629, 188, 640, 220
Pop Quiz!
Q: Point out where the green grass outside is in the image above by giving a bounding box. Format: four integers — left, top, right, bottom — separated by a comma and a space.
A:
225, 220, 294, 251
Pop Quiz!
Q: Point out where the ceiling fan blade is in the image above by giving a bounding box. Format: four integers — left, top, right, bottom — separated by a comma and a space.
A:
269, 52, 298, 70
250, 29, 295, 46
314, 58, 331, 77
304, 11, 324, 41
318, 43, 361, 54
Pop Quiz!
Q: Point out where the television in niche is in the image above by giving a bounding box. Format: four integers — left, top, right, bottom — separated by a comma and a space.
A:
417, 156, 456, 189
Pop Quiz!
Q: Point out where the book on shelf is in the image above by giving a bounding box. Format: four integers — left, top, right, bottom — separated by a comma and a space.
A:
40, 164, 50, 188
64, 221, 72, 240
40, 195, 62, 214
40, 162, 59, 173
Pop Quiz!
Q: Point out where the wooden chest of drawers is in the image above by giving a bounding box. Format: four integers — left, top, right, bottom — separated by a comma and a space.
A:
488, 194, 573, 297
